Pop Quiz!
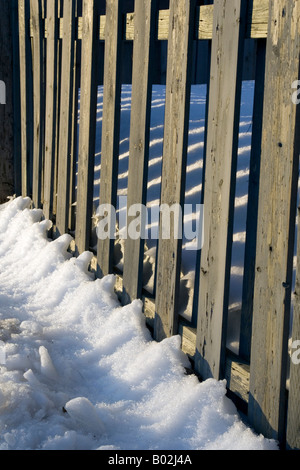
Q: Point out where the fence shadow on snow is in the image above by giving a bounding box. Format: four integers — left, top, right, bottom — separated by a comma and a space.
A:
8, 0, 300, 449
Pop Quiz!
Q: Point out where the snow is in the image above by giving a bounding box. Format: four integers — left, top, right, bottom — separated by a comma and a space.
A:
91, 83, 260, 353
0, 196, 278, 450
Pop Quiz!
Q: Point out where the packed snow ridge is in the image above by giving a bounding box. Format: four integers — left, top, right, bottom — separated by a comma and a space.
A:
0, 197, 277, 450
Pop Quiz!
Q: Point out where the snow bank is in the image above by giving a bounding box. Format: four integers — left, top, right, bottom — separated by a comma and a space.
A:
0, 197, 278, 450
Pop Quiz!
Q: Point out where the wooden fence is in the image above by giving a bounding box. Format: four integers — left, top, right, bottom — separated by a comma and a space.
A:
7, 0, 300, 449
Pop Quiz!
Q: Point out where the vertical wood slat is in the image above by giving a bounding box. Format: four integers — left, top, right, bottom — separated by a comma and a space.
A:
122, 0, 158, 305
55, 0, 76, 237
12, 0, 22, 197
154, 0, 196, 341
51, 0, 62, 217
18, 0, 33, 197
194, 0, 247, 380
75, 0, 100, 254
18, 0, 29, 197
43, 0, 58, 221
17, 0, 28, 196
248, 0, 300, 443
68, 0, 82, 233
239, 39, 266, 361
96, 0, 123, 277
30, 0, 43, 208
40, 0, 46, 206
191, 37, 211, 328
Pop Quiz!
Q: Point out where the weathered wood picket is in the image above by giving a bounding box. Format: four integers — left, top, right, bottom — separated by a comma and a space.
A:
6, 0, 300, 449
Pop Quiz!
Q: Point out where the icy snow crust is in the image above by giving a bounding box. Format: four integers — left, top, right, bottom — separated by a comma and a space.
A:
0, 198, 278, 450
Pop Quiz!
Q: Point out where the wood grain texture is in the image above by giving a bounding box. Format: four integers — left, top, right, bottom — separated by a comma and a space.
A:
122, 0, 157, 304
11, 0, 21, 197
55, 0, 76, 237
51, 0, 62, 218
18, 0, 28, 197
248, 0, 300, 443
105, 1, 269, 41
30, 0, 43, 208
75, 0, 100, 254
197, 5, 213, 40
96, 0, 122, 277
194, 0, 247, 381
154, 0, 196, 341
247, 0, 269, 39
68, 0, 82, 233
43, 0, 58, 220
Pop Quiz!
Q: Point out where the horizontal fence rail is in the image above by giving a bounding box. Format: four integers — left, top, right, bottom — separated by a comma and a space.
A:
38, 1, 270, 41
9, 0, 300, 449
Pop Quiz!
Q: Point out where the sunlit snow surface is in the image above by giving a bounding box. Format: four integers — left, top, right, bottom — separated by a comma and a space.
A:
91, 83, 257, 349
0, 197, 278, 450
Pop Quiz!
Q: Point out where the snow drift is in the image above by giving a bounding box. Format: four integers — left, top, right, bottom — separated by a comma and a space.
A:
0, 197, 277, 450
